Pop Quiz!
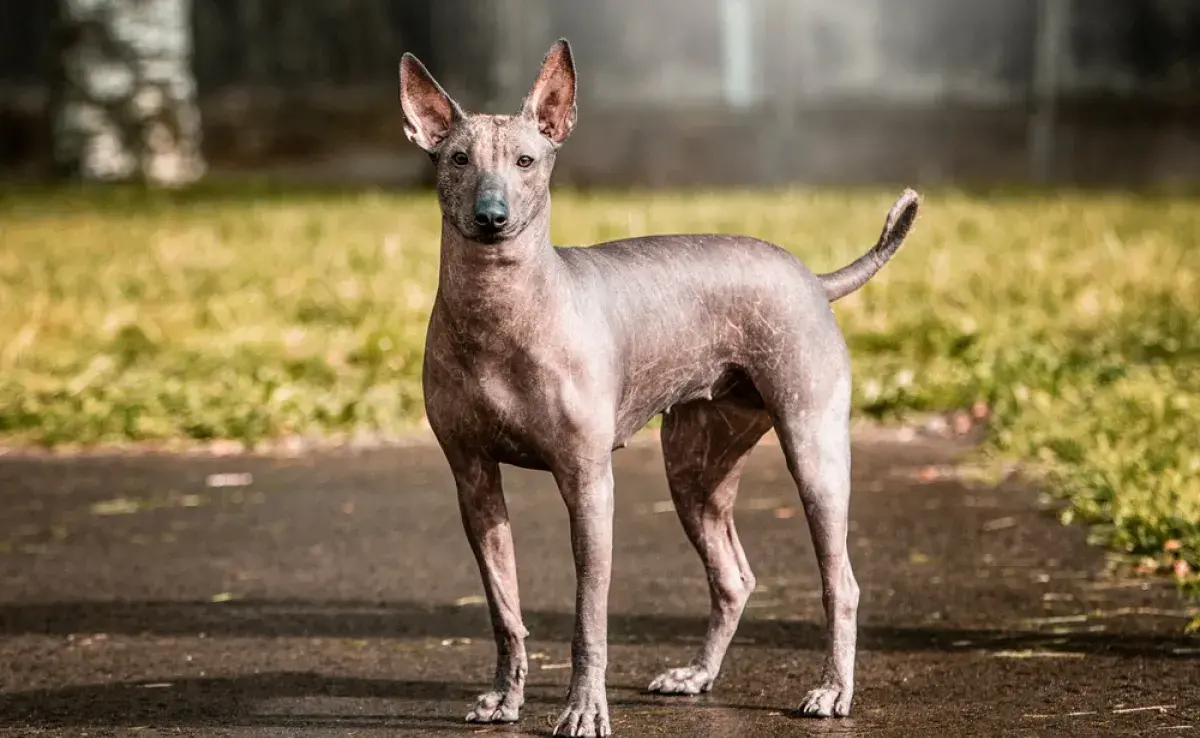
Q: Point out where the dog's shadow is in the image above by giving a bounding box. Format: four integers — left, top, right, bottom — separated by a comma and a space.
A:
0, 672, 478, 732
1, 598, 1193, 731
0, 669, 810, 735
1, 597, 1190, 654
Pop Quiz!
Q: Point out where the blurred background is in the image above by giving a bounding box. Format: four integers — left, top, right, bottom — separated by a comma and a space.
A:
0, 8, 1199, 733
1, 0, 1199, 188
0, 1, 1197, 620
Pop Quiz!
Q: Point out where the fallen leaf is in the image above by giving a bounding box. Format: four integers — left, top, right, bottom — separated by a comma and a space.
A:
210, 592, 237, 603
1111, 705, 1173, 714
992, 649, 1085, 659
981, 516, 1017, 532
72, 633, 109, 647
206, 473, 253, 488
916, 466, 940, 483
455, 595, 486, 606
923, 416, 949, 436
90, 498, 140, 516
952, 411, 973, 435
774, 507, 796, 519
207, 440, 245, 457
1021, 614, 1087, 626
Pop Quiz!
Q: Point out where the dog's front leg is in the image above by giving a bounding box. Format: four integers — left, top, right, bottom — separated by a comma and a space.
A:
552, 457, 615, 737
449, 451, 528, 724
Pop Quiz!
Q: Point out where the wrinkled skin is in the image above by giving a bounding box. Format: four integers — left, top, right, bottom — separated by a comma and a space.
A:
399, 39, 920, 737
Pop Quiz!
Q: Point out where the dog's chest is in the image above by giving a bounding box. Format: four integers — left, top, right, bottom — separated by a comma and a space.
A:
425, 331, 605, 469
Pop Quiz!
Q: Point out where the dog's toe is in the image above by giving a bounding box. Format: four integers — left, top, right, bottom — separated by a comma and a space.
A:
466, 691, 521, 723
799, 685, 852, 718
647, 665, 713, 695
553, 689, 610, 737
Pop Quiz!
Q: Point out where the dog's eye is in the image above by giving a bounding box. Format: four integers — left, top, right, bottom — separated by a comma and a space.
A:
516, 155, 534, 168
451, 152, 469, 166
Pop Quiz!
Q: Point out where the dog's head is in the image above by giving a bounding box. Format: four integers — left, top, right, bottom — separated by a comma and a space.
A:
399, 40, 577, 245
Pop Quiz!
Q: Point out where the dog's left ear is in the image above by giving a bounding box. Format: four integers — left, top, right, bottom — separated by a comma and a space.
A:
521, 39, 577, 146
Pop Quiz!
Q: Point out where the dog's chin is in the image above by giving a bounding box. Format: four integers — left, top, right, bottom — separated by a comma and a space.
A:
468, 227, 514, 246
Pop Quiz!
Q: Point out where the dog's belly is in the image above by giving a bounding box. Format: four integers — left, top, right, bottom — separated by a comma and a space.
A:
457, 367, 764, 472
611, 364, 766, 448
489, 442, 556, 471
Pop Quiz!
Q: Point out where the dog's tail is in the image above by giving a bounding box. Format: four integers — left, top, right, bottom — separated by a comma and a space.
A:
818, 189, 921, 302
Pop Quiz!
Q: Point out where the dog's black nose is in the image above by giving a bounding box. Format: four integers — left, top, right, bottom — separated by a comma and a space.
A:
474, 197, 509, 231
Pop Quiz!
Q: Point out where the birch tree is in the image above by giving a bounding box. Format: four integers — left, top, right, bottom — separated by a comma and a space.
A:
52, 0, 204, 185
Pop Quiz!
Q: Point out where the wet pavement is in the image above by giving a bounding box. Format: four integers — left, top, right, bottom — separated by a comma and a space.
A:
0, 431, 1197, 737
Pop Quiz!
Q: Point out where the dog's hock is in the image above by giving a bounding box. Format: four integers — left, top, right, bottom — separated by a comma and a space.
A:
398, 53, 464, 152
521, 39, 578, 146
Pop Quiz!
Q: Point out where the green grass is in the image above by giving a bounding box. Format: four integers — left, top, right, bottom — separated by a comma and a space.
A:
1, 183, 1198, 603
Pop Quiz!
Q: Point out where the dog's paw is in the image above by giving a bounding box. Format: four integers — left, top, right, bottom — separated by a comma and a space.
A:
799, 684, 853, 718
553, 691, 611, 736
465, 690, 521, 723
647, 665, 714, 695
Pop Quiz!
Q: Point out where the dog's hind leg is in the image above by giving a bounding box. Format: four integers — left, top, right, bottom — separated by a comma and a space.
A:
648, 400, 772, 696
771, 368, 859, 718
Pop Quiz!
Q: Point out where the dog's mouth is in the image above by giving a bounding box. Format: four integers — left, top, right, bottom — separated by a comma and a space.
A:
469, 224, 514, 245
475, 231, 505, 245
452, 215, 520, 246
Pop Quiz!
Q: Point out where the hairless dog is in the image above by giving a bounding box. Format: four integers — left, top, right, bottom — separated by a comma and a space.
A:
399, 38, 920, 737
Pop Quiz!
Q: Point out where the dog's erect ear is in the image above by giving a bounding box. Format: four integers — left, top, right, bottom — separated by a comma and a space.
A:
520, 39, 577, 146
399, 53, 464, 153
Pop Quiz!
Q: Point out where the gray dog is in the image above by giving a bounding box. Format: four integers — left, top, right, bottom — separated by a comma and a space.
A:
399, 38, 919, 737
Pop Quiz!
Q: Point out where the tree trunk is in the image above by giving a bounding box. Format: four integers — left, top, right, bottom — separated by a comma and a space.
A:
51, 0, 204, 185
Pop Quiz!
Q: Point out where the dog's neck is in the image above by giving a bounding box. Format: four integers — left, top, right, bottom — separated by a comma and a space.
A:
434, 203, 562, 338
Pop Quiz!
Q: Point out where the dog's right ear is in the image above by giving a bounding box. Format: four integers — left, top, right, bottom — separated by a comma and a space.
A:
399, 53, 464, 153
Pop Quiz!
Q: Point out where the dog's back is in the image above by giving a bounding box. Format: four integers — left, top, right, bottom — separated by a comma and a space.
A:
555, 234, 837, 437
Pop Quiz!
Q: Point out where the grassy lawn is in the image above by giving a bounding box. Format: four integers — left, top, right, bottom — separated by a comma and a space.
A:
1, 183, 1197, 606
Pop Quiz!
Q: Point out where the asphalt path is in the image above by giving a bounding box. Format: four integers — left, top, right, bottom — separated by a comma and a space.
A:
1, 430, 1197, 736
